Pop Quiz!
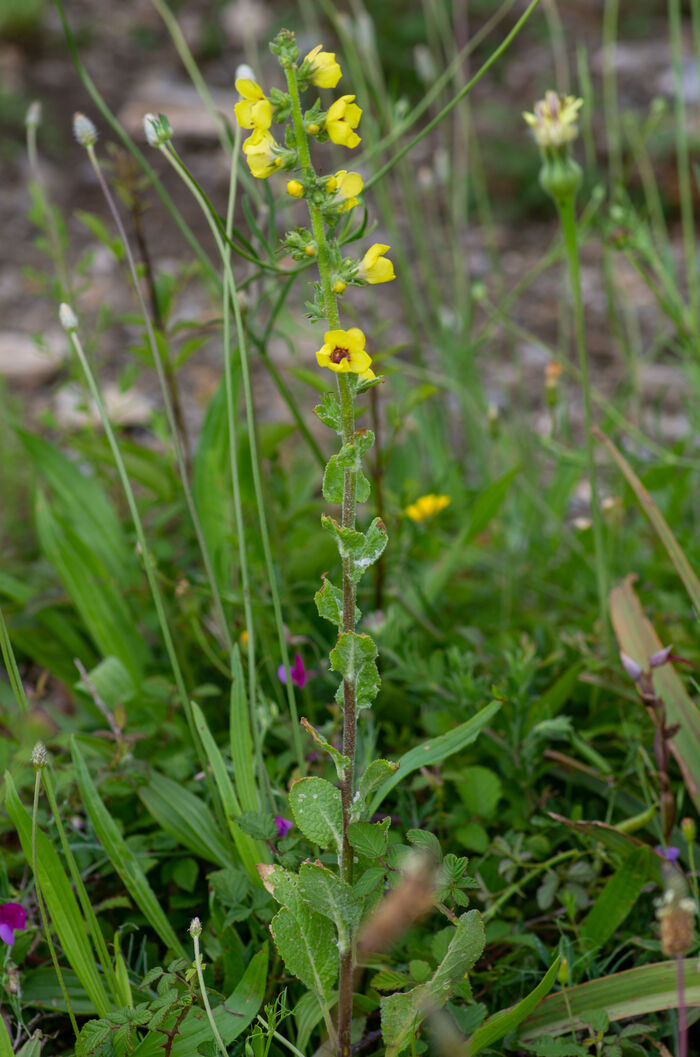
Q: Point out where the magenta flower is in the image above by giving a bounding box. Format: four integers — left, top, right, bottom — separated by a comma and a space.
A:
278, 653, 309, 689
0, 903, 26, 946
274, 816, 293, 839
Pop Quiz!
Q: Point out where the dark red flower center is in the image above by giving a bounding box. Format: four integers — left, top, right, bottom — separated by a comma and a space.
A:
330, 345, 350, 363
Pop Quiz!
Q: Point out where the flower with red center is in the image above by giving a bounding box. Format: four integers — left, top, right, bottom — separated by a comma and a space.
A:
0, 903, 26, 946
316, 328, 371, 375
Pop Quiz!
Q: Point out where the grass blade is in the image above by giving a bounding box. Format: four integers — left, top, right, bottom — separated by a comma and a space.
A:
138, 769, 232, 868
4, 771, 112, 1016
596, 429, 700, 614
369, 700, 502, 814
518, 959, 700, 1040
467, 957, 560, 1054
70, 739, 186, 958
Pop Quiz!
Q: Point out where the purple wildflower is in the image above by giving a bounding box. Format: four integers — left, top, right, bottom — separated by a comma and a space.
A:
278, 653, 309, 689
274, 816, 293, 839
0, 903, 26, 946
656, 845, 681, 863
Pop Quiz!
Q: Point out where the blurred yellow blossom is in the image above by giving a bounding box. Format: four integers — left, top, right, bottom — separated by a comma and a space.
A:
234, 79, 272, 131
358, 244, 395, 284
405, 494, 451, 522
316, 328, 372, 375
304, 45, 342, 88
326, 95, 362, 148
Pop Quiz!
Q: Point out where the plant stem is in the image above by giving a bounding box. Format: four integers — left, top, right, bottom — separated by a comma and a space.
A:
669, 0, 700, 332
286, 63, 358, 1057
192, 929, 228, 1057
556, 197, 610, 653
677, 955, 688, 1057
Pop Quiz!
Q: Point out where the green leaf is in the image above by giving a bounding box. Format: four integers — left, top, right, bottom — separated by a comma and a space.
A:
381, 911, 485, 1056
77, 656, 136, 708
369, 700, 502, 813
270, 905, 337, 997
237, 811, 278, 841
313, 390, 342, 427
314, 575, 361, 629
322, 454, 345, 504
0, 1015, 11, 1057
289, 776, 343, 850
301, 717, 351, 778
323, 430, 375, 503
455, 767, 503, 819
467, 957, 560, 1054
580, 847, 651, 949
321, 515, 388, 582
330, 631, 380, 710
137, 770, 231, 868
298, 862, 362, 952
70, 741, 186, 958
229, 646, 261, 814
4, 771, 112, 1017
348, 818, 390, 860
406, 829, 442, 861
359, 759, 399, 804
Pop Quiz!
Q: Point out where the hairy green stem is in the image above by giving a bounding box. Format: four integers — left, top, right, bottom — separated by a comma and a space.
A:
557, 198, 610, 651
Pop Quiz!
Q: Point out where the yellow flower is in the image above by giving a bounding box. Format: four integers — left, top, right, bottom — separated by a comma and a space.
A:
327, 169, 363, 212
287, 179, 304, 198
358, 244, 395, 284
234, 78, 272, 131
316, 328, 372, 375
405, 494, 451, 522
523, 91, 582, 150
304, 45, 342, 89
333, 280, 347, 294
326, 95, 362, 148
359, 366, 376, 382
242, 129, 282, 179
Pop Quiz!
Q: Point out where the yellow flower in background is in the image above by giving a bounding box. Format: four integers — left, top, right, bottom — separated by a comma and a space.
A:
234, 79, 272, 131
316, 327, 372, 375
358, 244, 395, 284
242, 129, 282, 178
326, 95, 362, 148
304, 45, 342, 89
405, 494, 451, 522
523, 91, 582, 150
327, 169, 364, 212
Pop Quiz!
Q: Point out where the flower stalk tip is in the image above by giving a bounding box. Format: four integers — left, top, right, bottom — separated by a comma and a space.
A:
73, 112, 98, 148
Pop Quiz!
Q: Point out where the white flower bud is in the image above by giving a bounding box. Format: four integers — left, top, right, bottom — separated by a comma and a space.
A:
620, 651, 643, 683
59, 303, 78, 332
73, 112, 98, 147
143, 113, 172, 148
188, 917, 202, 938
235, 64, 256, 84
25, 101, 42, 129
32, 741, 47, 768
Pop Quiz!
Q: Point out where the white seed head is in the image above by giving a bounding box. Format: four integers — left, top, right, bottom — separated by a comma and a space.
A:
73, 112, 98, 147
32, 741, 47, 768
59, 303, 78, 332
25, 101, 42, 129
235, 63, 256, 84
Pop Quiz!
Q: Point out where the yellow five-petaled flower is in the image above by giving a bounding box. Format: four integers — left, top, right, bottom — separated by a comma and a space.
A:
405, 494, 451, 522
316, 327, 373, 377
326, 170, 364, 212
242, 129, 282, 179
358, 244, 395, 284
234, 79, 272, 131
304, 45, 342, 89
326, 95, 362, 148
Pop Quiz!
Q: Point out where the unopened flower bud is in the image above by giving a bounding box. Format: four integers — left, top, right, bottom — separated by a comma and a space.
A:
32, 741, 47, 768
682, 817, 696, 844
25, 101, 42, 129
620, 651, 643, 683
73, 112, 98, 148
650, 644, 673, 669
59, 303, 78, 333
557, 956, 569, 986
304, 243, 317, 257
333, 280, 347, 294
287, 179, 304, 198
235, 63, 256, 83
307, 122, 320, 135
143, 113, 172, 148
188, 917, 202, 938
